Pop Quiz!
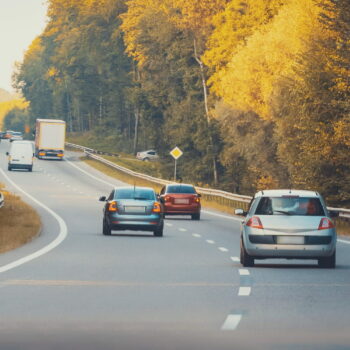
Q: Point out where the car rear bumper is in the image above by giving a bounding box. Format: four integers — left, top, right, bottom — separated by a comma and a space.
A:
244, 235, 336, 258
163, 205, 200, 215
9, 163, 32, 169
108, 214, 163, 231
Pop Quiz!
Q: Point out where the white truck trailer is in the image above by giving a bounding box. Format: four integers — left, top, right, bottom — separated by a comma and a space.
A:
35, 119, 66, 159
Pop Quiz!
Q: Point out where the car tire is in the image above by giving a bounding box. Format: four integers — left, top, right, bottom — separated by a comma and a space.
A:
143, 157, 150, 162
28, 166, 33, 172
154, 225, 163, 237
8, 165, 11, 171
103, 220, 112, 236
191, 213, 200, 220
240, 237, 254, 267
318, 250, 336, 268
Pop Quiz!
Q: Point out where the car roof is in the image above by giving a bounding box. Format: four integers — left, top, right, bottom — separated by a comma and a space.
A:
254, 189, 320, 198
113, 186, 155, 192
166, 183, 195, 188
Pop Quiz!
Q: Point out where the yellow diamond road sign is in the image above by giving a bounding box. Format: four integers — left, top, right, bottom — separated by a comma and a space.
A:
170, 147, 183, 160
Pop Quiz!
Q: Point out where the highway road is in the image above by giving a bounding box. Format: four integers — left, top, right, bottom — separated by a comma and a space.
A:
0, 140, 349, 350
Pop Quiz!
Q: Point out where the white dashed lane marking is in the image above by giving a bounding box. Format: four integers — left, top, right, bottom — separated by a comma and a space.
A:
239, 269, 250, 276
165, 223, 173, 227
192, 233, 201, 238
206, 240, 215, 244
221, 314, 242, 331
231, 256, 240, 262
238, 287, 251, 296
179, 228, 187, 232
218, 247, 229, 252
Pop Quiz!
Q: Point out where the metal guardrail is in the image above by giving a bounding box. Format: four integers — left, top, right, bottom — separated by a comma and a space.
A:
66, 142, 349, 216
0, 192, 4, 208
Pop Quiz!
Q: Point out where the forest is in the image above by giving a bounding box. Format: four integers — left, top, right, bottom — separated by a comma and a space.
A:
9, 0, 350, 206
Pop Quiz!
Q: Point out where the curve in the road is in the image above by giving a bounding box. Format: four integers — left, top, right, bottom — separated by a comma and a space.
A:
0, 168, 68, 273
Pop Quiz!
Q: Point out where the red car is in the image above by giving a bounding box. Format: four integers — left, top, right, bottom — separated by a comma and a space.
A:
160, 184, 201, 220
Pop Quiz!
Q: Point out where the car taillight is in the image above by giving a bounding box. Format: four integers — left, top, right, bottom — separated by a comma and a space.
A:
246, 216, 263, 229
108, 201, 118, 212
318, 218, 334, 230
194, 196, 200, 203
164, 196, 171, 202
152, 202, 161, 213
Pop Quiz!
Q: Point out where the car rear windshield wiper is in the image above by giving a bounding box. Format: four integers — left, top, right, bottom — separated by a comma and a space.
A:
273, 210, 293, 215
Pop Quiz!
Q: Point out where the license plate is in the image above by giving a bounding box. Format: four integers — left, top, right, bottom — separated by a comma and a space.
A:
175, 199, 189, 204
124, 206, 145, 213
277, 236, 304, 245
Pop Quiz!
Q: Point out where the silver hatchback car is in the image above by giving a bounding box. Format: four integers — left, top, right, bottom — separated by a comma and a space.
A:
236, 190, 338, 268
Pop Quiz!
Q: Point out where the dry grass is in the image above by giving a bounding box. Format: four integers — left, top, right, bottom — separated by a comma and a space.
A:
0, 186, 41, 253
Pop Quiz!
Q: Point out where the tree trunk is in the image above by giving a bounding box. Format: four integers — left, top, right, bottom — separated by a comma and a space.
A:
133, 108, 140, 154
193, 38, 218, 185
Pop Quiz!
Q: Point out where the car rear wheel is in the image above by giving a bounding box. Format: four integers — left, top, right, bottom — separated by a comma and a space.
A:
154, 225, 163, 237
28, 166, 33, 172
318, 250, 336, 268
191, 213, 200, 220
8, 165, 11, 171
103, 220, 112, 236
143, 157, 150, 162
240, 238, 254, 267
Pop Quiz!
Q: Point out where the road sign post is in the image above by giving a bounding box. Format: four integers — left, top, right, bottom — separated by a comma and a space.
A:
170, 147, 183, 182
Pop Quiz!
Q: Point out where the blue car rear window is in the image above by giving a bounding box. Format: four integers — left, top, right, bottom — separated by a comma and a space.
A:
255, 197, 325, 216
115, 188, 155, 200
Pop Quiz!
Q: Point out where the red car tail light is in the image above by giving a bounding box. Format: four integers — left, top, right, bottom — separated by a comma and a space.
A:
246, 216, 263, 229
194, 196, 200, 203
318, 218, 334, 230
108, 201, 118, 212
164, 196, 171, 202
152, 202, 161, 213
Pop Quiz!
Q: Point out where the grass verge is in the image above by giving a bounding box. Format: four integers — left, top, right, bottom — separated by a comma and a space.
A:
0, 185, 41, 253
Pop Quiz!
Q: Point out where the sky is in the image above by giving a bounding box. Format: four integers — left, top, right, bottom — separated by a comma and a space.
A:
0, 0, 48, 92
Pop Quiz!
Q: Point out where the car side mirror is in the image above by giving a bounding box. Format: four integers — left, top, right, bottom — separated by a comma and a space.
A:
99, 196, 107, 202
6, 152, 9, 156
235, 208, 247, 216
329, 210, 339, 218
197, 194, 202, 198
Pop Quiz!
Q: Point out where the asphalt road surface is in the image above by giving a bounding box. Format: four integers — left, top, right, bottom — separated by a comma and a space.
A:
0, 140, 349, 350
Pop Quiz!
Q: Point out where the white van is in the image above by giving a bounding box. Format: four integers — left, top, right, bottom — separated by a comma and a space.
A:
7, 141, 34, 172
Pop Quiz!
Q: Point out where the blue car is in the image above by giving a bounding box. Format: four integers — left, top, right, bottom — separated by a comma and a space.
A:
99, 187, 164, 237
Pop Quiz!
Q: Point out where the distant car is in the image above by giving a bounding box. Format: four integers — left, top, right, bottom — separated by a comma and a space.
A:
0, 131, 6, 139
235, 189, 338, 268
9, 131, 23, 142
99, 186, 164, 236
4, 130, 14, 139
136, 150, 159, 161
160, 184, 201, 220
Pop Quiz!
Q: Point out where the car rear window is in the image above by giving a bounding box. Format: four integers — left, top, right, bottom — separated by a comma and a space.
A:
115, 188, 155, 200
255, 196, 325, 216
166, 185, 196, 194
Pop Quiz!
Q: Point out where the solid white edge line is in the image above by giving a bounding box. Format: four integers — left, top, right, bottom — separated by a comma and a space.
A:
221, 314, 242, 331
338, 238, 350, 245
65, 158, 116, 187
201, 209, 243, 222
238, 287, 251, 296
0, 169, 68, 273
239, 269, 250, 276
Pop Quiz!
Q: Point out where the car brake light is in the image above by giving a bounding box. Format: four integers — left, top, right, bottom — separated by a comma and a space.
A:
165, 196, 171, 202
318, 218, 334, 230
246, 216, 263, 229
153, 202, 161, 213
194, 196, 200, 203
108, 201, 118, 212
